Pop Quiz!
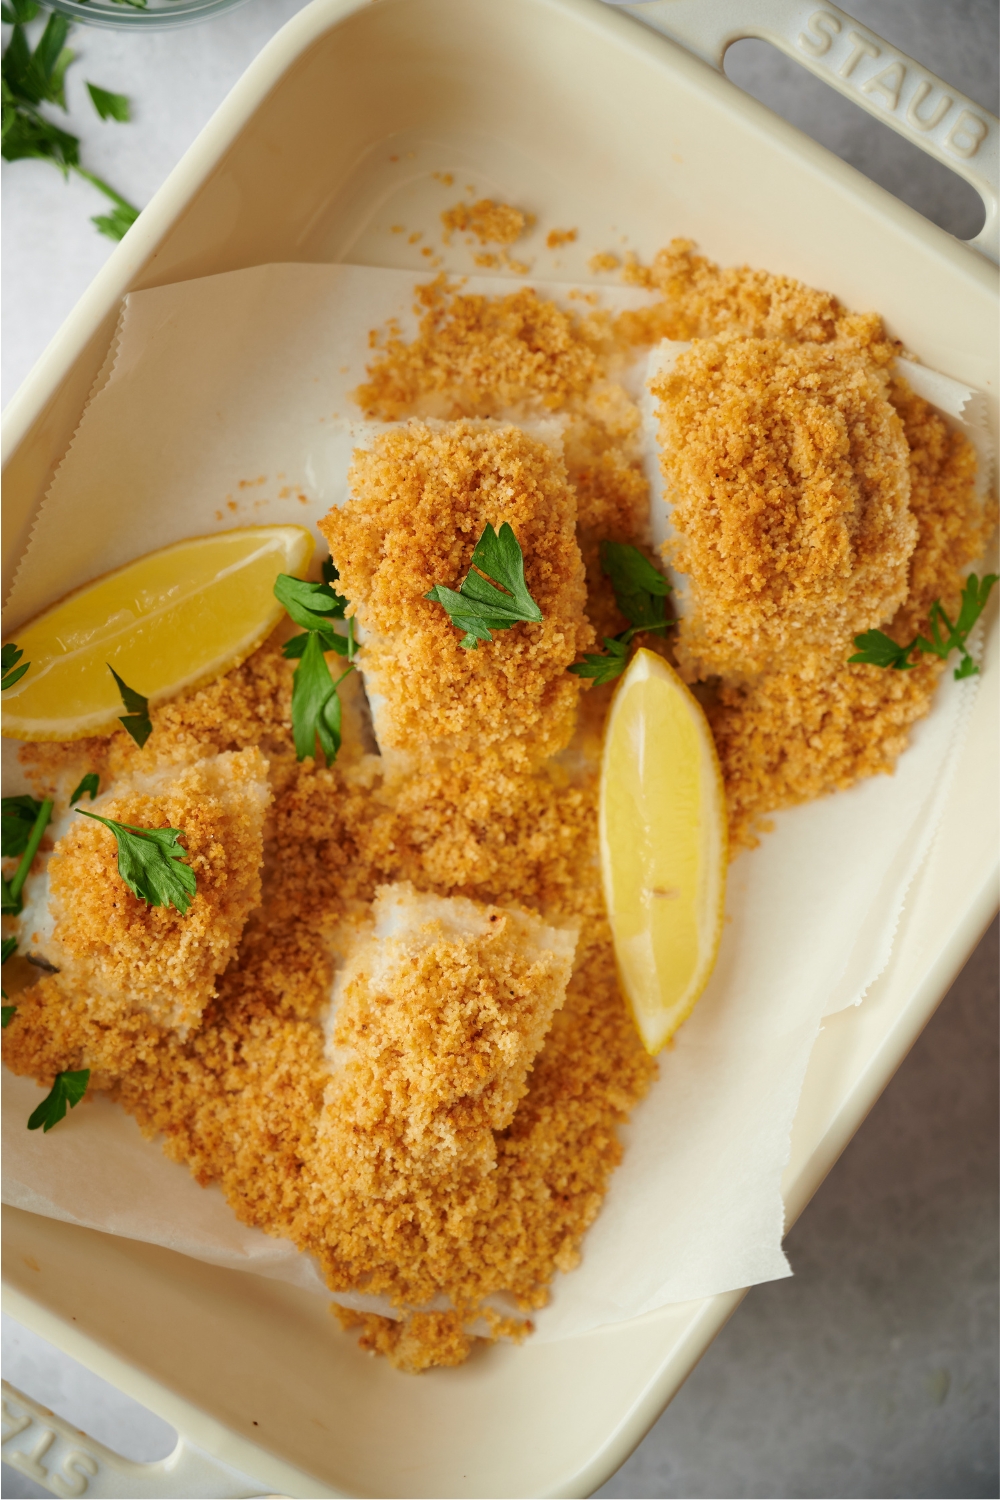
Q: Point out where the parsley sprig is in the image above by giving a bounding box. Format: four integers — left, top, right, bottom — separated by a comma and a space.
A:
277, 560, 356, 660
2, 0, 140, 240
426, 522, 543, 649
2, 934, 17, 1026
70, 773, 100, 805
2, 797, 52, 915
109, 667, 152, 748
28, 1068, 90, 1132
849, 574, 998, 681
275, 559, 357, 766
78, 811, 196, 914
2, 794, 45, 859
2, 642, 29, 691
570, 543, 673, 683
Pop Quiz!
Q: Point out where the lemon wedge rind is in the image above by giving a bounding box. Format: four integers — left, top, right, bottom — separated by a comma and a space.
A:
2, 525, 314, 742
599, 647, 727, 1056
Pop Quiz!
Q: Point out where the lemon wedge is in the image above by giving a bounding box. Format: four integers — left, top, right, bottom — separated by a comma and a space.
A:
2, 526, 314, 741
600, 647, 727, 1054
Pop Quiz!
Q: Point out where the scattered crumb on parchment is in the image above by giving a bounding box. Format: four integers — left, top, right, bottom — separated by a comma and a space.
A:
441, 198, 534, 246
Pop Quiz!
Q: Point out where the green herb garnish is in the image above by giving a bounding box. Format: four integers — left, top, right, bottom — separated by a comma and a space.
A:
86, 83, 129, 122
2, 798, 52, 916
2, 794, 44, 858
108, 666, 152, 748
274, 563, 357, 766
27, 1068, 90, 1132
2, 934, 17, 1022
849, 574, 998, 681
69, 773, 100, 805
601, 542, 673, 630
78, 811, 196, 914
275, 569, 354, 659
570, 542, 673, 682
569, 635, 631, 685
1, 642, 29, 691
426, 522, 543, 649
1, 1, 141, 240
289, 631, 354, 765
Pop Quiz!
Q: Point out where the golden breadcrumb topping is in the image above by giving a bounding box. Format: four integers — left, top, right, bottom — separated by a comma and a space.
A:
617, 238, 844, 344
356, 277, 609, 420
654, 325, 916, 681
321, 421, 593, 761
547, 228, 578, 250
588, 251, 620, 274
441, 199, 533, 246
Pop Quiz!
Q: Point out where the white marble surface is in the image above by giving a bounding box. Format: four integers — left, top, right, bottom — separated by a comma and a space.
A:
2, 2, 998, 1497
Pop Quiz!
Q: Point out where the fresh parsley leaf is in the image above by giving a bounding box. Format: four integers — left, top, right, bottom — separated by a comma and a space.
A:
426, 522, 543, 650
78, 811, 196, 914
568, 543, 673, 681
91, 200, 139, 240
274, 572, 348, 631
108, 665, 152, 748
1, 0, 41, 24
917, 573, 999, 677
281, 626, 353, 660
2, 934, 17, 1007
1, 642, 30, 692
601, 542, 672, 631
289, 631, 353, 766
850, 574, 998, 681
86, 82, 129, 122
2, 794, 44, 858
568, 637, 631, 684
2, 15, 141, 236
69, 773, 100, 805
1, 797, 52, 915
275, 564, 357, 764
27, 1068, 90, 1132
1, 1006, 15, 1028
848, 629, 917, 671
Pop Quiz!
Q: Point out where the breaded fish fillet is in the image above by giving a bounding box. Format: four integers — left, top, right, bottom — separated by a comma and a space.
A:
652, 326, 917, 682
18, 748, 270, 1033
322, 881, 577, 1185
320, 419, 594, 764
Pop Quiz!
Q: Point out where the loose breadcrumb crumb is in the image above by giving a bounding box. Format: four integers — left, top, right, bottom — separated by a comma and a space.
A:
441, 199, 534, 246
588, 251, 620, 274
547, 228, 578, 250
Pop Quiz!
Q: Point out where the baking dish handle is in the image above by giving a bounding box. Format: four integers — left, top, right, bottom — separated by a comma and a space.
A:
1, 1380, 284, 1499
613, 0, 999, 263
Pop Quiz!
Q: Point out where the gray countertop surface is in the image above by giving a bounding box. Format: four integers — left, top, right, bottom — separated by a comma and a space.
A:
2, 2, 998, 1496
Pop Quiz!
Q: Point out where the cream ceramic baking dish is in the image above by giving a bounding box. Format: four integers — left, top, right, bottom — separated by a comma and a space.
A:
2, 2, 998, 1496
